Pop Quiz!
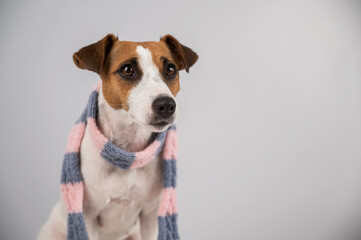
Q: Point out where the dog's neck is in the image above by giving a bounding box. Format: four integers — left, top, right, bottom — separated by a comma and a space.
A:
96, 86, 153, 152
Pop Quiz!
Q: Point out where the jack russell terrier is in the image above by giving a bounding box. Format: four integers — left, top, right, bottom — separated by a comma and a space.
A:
38, 34, 198, 240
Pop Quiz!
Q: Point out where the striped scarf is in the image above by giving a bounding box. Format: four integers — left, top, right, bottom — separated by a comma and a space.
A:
60, 82, 179, 240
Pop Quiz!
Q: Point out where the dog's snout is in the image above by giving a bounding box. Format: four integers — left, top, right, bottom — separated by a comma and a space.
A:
152, 96, 176, 118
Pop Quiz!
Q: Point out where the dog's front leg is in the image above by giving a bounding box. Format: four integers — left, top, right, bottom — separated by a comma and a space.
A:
139, 205, 159, 240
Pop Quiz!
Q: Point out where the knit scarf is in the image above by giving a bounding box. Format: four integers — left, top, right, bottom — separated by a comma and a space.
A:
60, 82, 179, 240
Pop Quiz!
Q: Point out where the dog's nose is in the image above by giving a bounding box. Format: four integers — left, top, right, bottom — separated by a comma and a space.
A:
152, 96, 176, 118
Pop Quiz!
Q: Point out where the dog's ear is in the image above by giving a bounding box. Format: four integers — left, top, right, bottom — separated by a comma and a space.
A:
73, 34, 117, 74
160, 35, 198, 73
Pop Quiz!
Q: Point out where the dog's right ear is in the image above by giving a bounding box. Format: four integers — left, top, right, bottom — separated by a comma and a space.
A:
73, 34, 117, 74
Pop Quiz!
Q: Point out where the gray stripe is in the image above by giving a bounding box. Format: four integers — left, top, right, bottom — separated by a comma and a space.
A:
168, 125, 176, 130
67, 213, 89, 240
101, 141, 136, 170
86, 90, 99, 119
157, 129, 168, 142
61, 152, 83, 184
163, 159, 177, 188
158, 214, 179, 240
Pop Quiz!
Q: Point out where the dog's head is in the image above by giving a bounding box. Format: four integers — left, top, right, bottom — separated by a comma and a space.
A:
73, 34, 198, 132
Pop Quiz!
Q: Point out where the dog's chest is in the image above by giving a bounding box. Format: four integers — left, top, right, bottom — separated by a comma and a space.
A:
79, 126, 162, 235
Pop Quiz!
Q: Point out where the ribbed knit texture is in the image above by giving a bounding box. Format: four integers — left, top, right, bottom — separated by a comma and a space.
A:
61, 82, 179, 240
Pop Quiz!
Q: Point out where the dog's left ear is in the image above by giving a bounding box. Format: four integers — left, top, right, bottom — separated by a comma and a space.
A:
73, 34, 117, 74
160, 35, 198, 73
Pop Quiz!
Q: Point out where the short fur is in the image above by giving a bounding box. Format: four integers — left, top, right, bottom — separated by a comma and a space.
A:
38, 34, 198, 240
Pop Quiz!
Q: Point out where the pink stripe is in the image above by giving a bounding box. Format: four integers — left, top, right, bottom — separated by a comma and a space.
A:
158, 187, 178, 217
87, 118, 107, 152
131, 140, 161, 169
163, 130, 177, 160
61, 182, 84, 214
94, 81, 102, 91
65, 122, 86, 153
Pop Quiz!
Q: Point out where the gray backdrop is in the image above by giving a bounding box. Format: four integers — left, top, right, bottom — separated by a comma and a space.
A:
1, 0, 361, 239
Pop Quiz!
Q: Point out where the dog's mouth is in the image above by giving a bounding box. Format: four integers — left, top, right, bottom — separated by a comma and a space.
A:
144, 113, 176, 132
148, 119, 173, 131
150, 120, 171, 128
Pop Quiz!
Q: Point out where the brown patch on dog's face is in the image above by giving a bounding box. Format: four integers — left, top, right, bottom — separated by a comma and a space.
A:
99, 41, 139, 110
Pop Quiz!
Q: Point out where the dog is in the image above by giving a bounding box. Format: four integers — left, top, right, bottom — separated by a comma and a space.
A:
38, 34, 198, 240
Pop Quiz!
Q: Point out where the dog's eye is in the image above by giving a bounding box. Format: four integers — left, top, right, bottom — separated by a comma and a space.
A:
119, 64, 135, 77
165, 63, 177, 77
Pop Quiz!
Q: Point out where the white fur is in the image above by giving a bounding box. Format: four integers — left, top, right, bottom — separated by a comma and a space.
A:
38, 45, 178, 240
127, 46, 178, 132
